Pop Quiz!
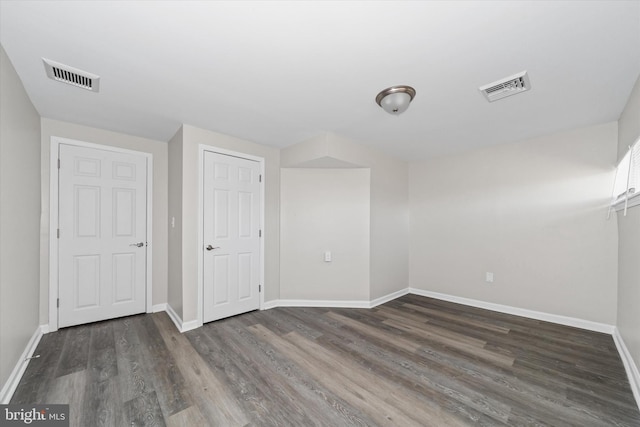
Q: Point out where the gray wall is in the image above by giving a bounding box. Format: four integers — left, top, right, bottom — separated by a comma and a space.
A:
329, 134, 409, 301
169, 124, 281, 323
167, 127, 184, 318
280, 168, 370, 301
281, 133, 409, 301
409, 122, 619, 324
39, 118, 169, 325
0, 46, 41, 395
616, 73, 640, 371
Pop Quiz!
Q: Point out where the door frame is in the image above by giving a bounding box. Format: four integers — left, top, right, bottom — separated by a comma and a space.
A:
48, 136, 153, 332
198, 145, 265, 326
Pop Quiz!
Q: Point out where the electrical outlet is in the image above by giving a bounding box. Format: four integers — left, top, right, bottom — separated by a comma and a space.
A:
485, 272, 494, 283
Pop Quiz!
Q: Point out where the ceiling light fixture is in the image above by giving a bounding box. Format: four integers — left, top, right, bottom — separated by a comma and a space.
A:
375, 85, 416, 115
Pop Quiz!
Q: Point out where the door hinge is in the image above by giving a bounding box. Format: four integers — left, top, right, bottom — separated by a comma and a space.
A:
259, 174, 262, 183
57, 298, 59, 308
57, 158, 60, 169
259, 229, 262, 238
57, 229, 60, 239
259, 285, 262, 292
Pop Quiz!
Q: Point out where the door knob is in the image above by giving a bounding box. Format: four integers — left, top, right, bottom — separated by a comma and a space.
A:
206, 245, 220, 251
129, 242, 144, 247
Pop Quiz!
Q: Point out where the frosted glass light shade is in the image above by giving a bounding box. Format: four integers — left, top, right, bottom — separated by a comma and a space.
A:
375, 85, 416, 115
380, 92, 411, 114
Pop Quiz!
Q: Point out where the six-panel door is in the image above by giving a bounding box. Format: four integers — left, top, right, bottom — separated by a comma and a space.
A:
203, 151, 261, 323
58, 144, 147, 328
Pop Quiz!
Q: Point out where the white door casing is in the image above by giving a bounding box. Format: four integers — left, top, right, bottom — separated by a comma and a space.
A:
56, 141, 150, 328
202, 151, 261, 323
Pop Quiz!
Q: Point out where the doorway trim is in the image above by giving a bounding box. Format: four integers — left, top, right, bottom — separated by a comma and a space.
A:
198, 144, 265, 327
48, 136, 153, 332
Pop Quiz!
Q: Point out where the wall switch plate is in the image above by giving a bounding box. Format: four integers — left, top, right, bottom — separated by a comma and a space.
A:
324, 251, 332, 262
486, 272, 494, 283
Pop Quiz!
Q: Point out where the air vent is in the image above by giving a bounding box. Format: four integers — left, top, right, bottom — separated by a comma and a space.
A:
479, 71, 530, 102
43, 58, 100, 92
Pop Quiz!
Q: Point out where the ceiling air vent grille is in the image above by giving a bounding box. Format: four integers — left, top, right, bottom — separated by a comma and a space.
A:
43, 58, 100, 92
479, 71, 530, 102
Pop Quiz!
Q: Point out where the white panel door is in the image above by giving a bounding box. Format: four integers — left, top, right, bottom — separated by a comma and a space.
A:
58, 143, 147, 328
203, 151, 261, 323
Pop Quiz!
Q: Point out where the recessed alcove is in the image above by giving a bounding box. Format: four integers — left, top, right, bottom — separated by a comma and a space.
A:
279, 132, 408, 304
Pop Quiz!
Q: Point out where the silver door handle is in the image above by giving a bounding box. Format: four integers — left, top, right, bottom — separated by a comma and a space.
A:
206, 245, 220, 251
129, 242, 144, 247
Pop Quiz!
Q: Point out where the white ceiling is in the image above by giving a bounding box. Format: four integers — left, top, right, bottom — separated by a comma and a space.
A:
1, 1, 639, 160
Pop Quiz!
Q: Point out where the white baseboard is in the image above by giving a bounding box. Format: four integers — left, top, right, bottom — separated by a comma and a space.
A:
151, 303, 167, 313
164, 304, 180, 331
181, 319, 200, 332
165, 304, 200, 333
262, 289, 410, 311
370, 288, 410, 308
408, 288, 615, 334
0, 325, 47, 404
272, 299, 371, 309
613, 327, 640, 410
262, 300, 279, 310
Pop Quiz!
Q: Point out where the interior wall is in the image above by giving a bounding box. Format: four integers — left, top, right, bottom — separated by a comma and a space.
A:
40, 118, 169, 324
281, 133, 409, 301
616, 73, 640, 368
329, 134, 409, 301
0, 46, 41, 393
178, 124, 281, 323
280, 168, 370, 301
409, 122, 619, 324
167, 127, 184, 318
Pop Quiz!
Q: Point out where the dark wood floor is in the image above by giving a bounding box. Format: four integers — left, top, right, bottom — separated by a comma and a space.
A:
11, 294, 640, 426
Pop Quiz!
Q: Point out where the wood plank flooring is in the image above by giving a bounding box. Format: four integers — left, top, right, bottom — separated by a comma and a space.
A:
10, 294, 640, 426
